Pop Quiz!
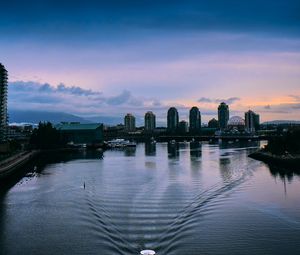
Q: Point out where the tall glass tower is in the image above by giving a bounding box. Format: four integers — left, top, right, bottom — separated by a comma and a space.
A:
0, 63, 8, 142
245, 110, 260, 133
189, 106, 201, 134
167, 107, 179, 133
218, 102, 229, 130
124, 113, 136, 132
144, 111, 156, 132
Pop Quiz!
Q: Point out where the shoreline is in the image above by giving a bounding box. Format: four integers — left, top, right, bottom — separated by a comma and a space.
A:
0, 147, 86, 180
0, 150, 40, 180
249, 150, 300, 167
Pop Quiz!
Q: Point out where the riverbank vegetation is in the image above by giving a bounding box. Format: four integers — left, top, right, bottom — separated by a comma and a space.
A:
249, 128, 300, 167
263, 128, 300, 155
30, 122, 67, 150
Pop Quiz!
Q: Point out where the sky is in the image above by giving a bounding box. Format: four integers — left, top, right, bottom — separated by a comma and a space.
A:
1, 0, 300, 124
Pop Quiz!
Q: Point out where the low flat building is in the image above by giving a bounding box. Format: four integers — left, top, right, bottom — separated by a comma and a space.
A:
56, 122, 103, 145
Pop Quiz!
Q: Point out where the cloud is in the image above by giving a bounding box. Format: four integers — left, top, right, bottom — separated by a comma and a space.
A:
198, 97, 240, 105
106, 90, 143, 106
8, 80, 162, 117
198, 97, 213, 103
292, 104, 300, 109
10, 81, 102, 97
289, 95, 300, 102
256, 103, 300, 114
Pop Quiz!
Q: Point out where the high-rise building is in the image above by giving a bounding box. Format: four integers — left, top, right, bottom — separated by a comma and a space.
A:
189, 106, 201, 134
245, 110, 260, 133
254, 113, 260, 131
124, 113, 136, 132
178, 120, 189, 134
0, 63, 8, 142
218, 102, 229, 130
167, 107, 179, 133
208, 118, 219, 128
144, 111, 156, 131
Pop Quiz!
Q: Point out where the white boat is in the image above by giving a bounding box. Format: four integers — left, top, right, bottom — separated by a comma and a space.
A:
107, 139, 136, 148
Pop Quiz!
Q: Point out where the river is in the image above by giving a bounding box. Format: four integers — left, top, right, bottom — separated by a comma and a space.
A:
1, 141, 300, 255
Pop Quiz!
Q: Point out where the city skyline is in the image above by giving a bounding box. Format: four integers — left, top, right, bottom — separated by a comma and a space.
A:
1, 1, 300, 122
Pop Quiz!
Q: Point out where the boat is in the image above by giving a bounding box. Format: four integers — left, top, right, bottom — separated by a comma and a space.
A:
107, 139, 136, 148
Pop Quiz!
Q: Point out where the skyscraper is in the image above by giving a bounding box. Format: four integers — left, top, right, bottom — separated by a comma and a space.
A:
144, 111, 156, 132
0, 63, 8, 142
124, 113, 136, 132
189, 106, 201, 134
245, 110, 260, 133
167, 107, 179, 133
218, 102, 229, 130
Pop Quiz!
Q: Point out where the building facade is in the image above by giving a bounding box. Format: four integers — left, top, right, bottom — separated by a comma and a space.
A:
144, 111, 156, 132
178, 120, 189, 134
189, 106, 201, 134
208, 118, 219, 128
167, 107, 179, 133
0, 63, 8, 142
218, 102, 229, 130
124, 113, 136, 132
56, 123, 104, 144
245, 110, 260, 133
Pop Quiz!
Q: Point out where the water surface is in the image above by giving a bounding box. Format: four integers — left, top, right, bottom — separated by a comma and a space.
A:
1, 142, 300, 255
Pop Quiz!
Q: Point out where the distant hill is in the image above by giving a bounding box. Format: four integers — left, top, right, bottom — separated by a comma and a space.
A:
262, 120, 300, 125
85, 116, 123, 126
8, 110, 151, 126
85, 115, 150, 126
9, 110, 91, 124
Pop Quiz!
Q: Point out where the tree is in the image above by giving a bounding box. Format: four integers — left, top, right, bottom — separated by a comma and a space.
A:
265, 128, 300, 155
30, 122, 66, 149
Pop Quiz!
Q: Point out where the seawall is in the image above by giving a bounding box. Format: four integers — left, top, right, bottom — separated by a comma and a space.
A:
0, 151, 39, 180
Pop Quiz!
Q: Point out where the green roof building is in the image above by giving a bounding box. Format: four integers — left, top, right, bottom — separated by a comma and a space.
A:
56, 122, 103, 145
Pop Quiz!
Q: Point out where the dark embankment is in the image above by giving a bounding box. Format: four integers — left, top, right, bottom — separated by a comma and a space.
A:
249, 128, 300, 168
249, 150, 300, 168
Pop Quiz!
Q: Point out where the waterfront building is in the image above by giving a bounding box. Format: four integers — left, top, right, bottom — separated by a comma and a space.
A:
167, 107, 179, 133
245, 110, 260, 133
124, 113, 136, 132
0, 63, 8, 142
208, 118, 219, 128
218, 102, 229, 130
56, 122, 103, 144
189, 106, 201, 134
144, 111, 156, 132
178, 120, 189, 134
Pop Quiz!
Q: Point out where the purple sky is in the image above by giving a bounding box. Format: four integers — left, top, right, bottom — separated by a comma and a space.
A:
1, 0, 300, 123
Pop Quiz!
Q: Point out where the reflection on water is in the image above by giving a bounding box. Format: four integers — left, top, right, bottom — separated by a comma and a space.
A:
268, 164, 300, 181
145, 142, 156, 156
190, 141, 202, 159
1, 141, 300, 255
124, 147, 136, 157
167, 142, 179, 158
